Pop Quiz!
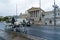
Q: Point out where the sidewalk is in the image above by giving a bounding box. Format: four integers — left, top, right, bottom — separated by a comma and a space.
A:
33, 21, 43, 26
21, 33, 45, 40
11, 35, 31, 40
5, 30, 32, 40
6, 30, 45, 40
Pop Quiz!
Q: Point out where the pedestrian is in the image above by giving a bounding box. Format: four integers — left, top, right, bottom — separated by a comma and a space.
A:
12, 17, 15, 24
22, 20, 26, 26
11, 17, 16, 29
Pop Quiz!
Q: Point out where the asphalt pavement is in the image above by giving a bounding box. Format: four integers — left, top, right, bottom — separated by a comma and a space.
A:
0, 22, 60, 40
24, 25, 60, 40
0, 22, 32, 40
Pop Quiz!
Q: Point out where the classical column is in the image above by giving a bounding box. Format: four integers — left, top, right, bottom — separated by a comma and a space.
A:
34, 11, 35, 17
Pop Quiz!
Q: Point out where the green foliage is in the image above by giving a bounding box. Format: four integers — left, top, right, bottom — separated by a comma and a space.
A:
0, 18, 1, 21
0, 16, 9, 21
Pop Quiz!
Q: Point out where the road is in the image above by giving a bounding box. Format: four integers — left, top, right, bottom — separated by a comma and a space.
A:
23, 25, 60, 40
0, 22, 60, 40
0, 22, 31, 40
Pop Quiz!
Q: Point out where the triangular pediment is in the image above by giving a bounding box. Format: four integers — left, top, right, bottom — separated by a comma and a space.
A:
27, 7, 45, 12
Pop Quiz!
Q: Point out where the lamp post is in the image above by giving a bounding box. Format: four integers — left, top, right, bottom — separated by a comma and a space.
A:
16, 4, 17, 16
53, 0, 58, 26
39, 0, 42, 21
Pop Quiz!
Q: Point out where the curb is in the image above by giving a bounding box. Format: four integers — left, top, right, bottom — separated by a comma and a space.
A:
5, 30, 46, 40
21, 33, 46, 40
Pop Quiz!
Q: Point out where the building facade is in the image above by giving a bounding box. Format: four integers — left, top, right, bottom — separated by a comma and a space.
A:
42, 9, 60, 25
27, 7, 45, 22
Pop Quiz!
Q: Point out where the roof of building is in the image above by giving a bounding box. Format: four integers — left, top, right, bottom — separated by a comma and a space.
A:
45, 8, 60, 13
27, 7, 45, 12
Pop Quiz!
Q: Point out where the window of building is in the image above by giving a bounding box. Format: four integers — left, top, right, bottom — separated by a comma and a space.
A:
58, 13, 60, 15
49, 20, 52, 24
39, 17, 41, 21
42, 13, 45, 17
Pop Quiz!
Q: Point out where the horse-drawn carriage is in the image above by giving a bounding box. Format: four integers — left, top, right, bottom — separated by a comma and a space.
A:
4, 18, 32, 33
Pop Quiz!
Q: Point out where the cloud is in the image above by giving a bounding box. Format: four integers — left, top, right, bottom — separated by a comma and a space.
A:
0, 0, 39, 16
0, 0, 9, 4
0, 0, 60, 16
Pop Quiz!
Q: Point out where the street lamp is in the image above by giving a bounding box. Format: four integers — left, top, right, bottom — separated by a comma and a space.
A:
53, 0, 58, 26
16, 4, 17, 16
39, 0, 42, 21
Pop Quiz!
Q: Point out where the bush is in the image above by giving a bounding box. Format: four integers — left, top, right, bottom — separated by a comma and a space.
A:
0, 16, 9, 21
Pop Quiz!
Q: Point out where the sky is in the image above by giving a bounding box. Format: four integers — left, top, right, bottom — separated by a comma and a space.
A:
0, 0, 60, 16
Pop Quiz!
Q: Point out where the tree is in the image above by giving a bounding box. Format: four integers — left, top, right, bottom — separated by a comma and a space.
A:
2, 16, 9, 21
0, 19, 1, 21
